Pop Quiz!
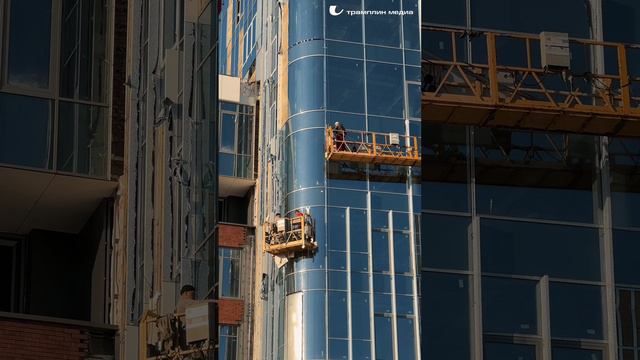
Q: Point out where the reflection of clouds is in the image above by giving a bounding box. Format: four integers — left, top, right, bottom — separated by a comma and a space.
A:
8, 72, 48, 89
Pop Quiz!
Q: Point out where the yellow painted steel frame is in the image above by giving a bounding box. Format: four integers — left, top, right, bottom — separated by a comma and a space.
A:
263, 215, 317, 256
422, 26, 640, 136
325, 127, 421, 166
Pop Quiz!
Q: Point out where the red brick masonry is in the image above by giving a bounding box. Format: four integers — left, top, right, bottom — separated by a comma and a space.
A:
218, 299, 244, 325
219, 224, 247, 248
0, 312, 116, 360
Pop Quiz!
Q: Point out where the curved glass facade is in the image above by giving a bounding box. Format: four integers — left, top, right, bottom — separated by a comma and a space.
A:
261, 0, 421, 358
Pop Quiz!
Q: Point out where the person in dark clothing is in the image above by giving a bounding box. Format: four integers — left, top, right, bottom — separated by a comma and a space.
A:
334, 122, 347, 151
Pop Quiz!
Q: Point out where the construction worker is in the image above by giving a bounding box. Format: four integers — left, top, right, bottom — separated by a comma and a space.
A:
274, 212, 285, 244
175, 284, 196, 314
334, 122, 347, 151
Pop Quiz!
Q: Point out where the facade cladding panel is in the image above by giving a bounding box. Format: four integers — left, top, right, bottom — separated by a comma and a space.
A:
422, 1, 640, 360
257, 0, 421, 359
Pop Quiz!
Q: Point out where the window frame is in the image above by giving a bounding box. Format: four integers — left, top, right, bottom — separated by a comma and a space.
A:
218, 247, 242, 298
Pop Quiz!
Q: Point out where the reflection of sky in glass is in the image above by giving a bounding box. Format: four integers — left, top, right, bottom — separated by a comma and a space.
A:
8, 0, 52, 89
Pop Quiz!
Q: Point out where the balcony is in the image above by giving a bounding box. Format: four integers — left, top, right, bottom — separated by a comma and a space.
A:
422, 26, 640, 137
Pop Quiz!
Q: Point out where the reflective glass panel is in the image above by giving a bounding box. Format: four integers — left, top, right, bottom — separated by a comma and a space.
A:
422, 214, 470, 270
366, 62, 404, 118
481, 219, 601, 281
0, 93, 51, 169
327, 57, 365, 114
482, 277, 538, 335
549, 283, 603, 339
7, 0, 51, 89
422, 272, 471, 360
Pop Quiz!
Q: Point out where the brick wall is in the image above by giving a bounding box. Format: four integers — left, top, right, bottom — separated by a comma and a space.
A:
219, 224, 247, 248
218, 299, 244, 325
0, 318, 89, 360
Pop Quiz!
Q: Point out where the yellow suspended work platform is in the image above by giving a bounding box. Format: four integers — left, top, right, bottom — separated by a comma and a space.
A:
325, 127, 421, 166
422, 26, 640, 137
264, 214, 317, 257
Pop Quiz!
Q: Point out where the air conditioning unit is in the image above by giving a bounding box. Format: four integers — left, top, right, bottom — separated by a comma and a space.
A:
540, 32, 571, 69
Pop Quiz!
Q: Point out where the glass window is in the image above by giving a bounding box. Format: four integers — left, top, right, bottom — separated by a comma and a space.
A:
328, 291, 348, 338
393, 232, 412, 274
288, 57, 324, 115
372, 231, 390, 272
352, 292, 371, 339
328, 339, 348, 359
326, 57, 365, 114
219, 247, 241, 298
610, 138, 640, 228
614, 230, 640, 285
371, 193, 408, 212
423, 123, 469, 212
396, 294, 414, 314
329, 270, 347, 290
351, 272, 370, 292
57, 102, 108, 177
481, 219, 601, 281
549, 283, 603, 340
483, 277, 538, 335
364, 0, 400, 47
0, 93, 51, 169
374, 293, 392, 313
219, 325, 238, 360
326, 0, 362, 42
603, 0, 640, 43
289, 0, 323, 45
471, 0, 590, 38
423, 214, 470, 270
397, 317, 417, 359
422, 0, 466, 26
60, 0, 107, 102
374, 315, 393, 360
475, 130, 596, 223
7, 0, 52, 89
350, 209, 368, 253
402, 0, 419, 50
352, 340, 372, 359
286, 128, 326, 191
551, 347, 603, 360
328, 207, 347, 251
366, 62, 404, 118
407, 83, 421, 119
220, 113, 235, 152
328, 189, 367, 208
351, 253, 369, 272
484, 342, 536, 360
422, 272, 471, 360
304, 290, 327, 358
616, 289, 635, 349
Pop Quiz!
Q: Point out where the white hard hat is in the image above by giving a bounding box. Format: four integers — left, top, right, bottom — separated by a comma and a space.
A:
334, 122, 341, 127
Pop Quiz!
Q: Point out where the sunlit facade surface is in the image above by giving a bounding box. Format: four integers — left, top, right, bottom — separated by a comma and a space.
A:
422, 1, 640, 359
256, 0, 421, 359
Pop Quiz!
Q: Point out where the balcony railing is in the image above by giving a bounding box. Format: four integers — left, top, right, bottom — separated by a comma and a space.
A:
325, 127, 421, 166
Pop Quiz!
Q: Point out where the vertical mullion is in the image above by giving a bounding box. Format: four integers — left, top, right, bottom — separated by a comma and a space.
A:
469, 126, 484, 360
346, 207, 353, 360
540, 275, 552, 360
388, 211, 399, 360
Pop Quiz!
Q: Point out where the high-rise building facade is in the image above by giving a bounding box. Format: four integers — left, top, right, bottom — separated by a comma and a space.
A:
110, 0, 219, 358
0, 0, 126, 358
421, 1, 640, 359
242, 1, 423, 359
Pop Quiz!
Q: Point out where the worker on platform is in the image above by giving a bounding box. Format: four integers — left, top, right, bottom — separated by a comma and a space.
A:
175, 284, 196, 314
334, 122, 347, 151
273, 213, 287, 243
